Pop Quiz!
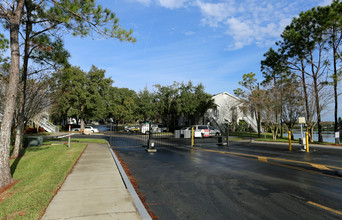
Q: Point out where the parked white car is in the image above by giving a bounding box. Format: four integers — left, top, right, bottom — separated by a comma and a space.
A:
180, 125, 220, 138
71, 127, 81, 131
140, 123, 167, 134
193, 125, 210, 138
84, 126, 99, 133
209, 126, 221, 136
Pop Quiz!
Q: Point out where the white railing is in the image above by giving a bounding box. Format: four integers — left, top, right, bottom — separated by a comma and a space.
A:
208, 116, 224, 133
40, 118, 59, 133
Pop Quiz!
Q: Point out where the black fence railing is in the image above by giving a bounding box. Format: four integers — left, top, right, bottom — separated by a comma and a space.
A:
105, 124, 223, 149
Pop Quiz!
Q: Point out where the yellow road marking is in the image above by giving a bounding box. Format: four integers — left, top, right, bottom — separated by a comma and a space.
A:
258, 156, 268, 162
200, 148, 342, 171
310, 164, 332, 171
307, 201, 342, 216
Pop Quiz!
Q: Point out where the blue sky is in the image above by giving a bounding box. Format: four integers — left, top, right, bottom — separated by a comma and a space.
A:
65, 0, 332, 94
1, 0, 337, 120
64, 0, 339, 121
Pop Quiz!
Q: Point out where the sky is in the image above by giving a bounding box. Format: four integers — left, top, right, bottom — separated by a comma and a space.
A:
1, 0, 338, 120
62, 0, 339, 121
64, 0, 332, 93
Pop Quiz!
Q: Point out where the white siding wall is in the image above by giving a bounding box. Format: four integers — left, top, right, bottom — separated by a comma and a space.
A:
208, 92, 258, 132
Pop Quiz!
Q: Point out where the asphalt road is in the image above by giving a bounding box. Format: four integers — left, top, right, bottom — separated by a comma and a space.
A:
106, 134, 342, 220
64, 131, 342, 219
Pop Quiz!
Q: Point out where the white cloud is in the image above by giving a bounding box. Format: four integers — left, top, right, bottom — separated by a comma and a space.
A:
157, 0, 189, 9
129, 0, 191, 9
129, 0, 325, 50
225, 17, 254, 50
196, 1, 235, 27
196, 0, 318, 50
132, 0, 152, 5
185, 31, 195, 36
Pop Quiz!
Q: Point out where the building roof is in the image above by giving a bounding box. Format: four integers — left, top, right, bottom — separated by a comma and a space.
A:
212, 92, 241, 102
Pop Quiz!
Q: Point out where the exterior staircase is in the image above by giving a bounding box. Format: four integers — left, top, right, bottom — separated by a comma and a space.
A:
208, 115, 258, 133
208, 116, 225, 133
40, 118, 59, 133
242, 116, 258, 133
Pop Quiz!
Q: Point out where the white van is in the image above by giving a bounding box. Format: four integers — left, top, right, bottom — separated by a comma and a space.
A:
193, 125, 210, 138
140, 123, 158, 134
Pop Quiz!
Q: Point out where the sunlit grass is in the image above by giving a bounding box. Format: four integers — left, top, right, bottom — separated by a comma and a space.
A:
231, 131, 340, 146
230, 131, 296, 143
0, 143, 87, 219
43, 138, 108, 145
62, 138, 108, 144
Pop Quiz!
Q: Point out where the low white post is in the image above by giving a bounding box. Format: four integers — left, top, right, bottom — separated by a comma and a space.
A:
68, 125, 71, 148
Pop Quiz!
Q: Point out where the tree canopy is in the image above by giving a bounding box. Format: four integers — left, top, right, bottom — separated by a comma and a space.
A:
52, 65, 113, 129
0, 0, 136, 189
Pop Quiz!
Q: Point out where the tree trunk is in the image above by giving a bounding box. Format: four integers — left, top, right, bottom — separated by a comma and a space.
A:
301, 59, 313, 143
309, 126, 314, 143
332, 28, 338, 143
12, 4, 32, 159
300, 59, 310, 126
80, 118, 85, 130
12, 91, 24, 158
271, 125, 279, 140
257, 113, 261, 138
0, 0, 25, 189
272, 129, 276, 140
13, 124, 24, 158
313, 76, 323, 142
280, 77, 283, 138
291, 127, 294, 140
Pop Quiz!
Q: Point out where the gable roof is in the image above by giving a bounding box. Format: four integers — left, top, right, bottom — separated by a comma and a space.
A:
212, 92, 241, 102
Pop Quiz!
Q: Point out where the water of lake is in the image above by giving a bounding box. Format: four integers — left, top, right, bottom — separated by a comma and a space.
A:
283, 130, 341, 143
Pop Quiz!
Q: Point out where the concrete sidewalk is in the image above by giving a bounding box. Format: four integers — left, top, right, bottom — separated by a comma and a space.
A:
42, 143, 143, 220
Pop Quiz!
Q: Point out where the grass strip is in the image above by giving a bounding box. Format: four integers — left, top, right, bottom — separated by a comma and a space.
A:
0, 143, 87, 219
43, 138, 108, 145
65, 138, 108, 143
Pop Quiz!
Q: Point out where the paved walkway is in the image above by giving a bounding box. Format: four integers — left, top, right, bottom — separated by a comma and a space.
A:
42, 143, 142, 220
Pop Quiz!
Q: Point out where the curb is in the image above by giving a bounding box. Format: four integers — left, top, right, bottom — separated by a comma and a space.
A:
107, 144, 152, 220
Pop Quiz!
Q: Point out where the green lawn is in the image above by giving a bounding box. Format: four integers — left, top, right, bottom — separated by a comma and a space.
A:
230, 131, 295, 142
42, 137, 108, 145
60, 138, 108, 144
0, 143, 87, 219
230, 131, 339, 145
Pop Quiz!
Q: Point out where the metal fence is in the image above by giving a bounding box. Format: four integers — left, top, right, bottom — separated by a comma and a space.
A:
106, 124, 223, 149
